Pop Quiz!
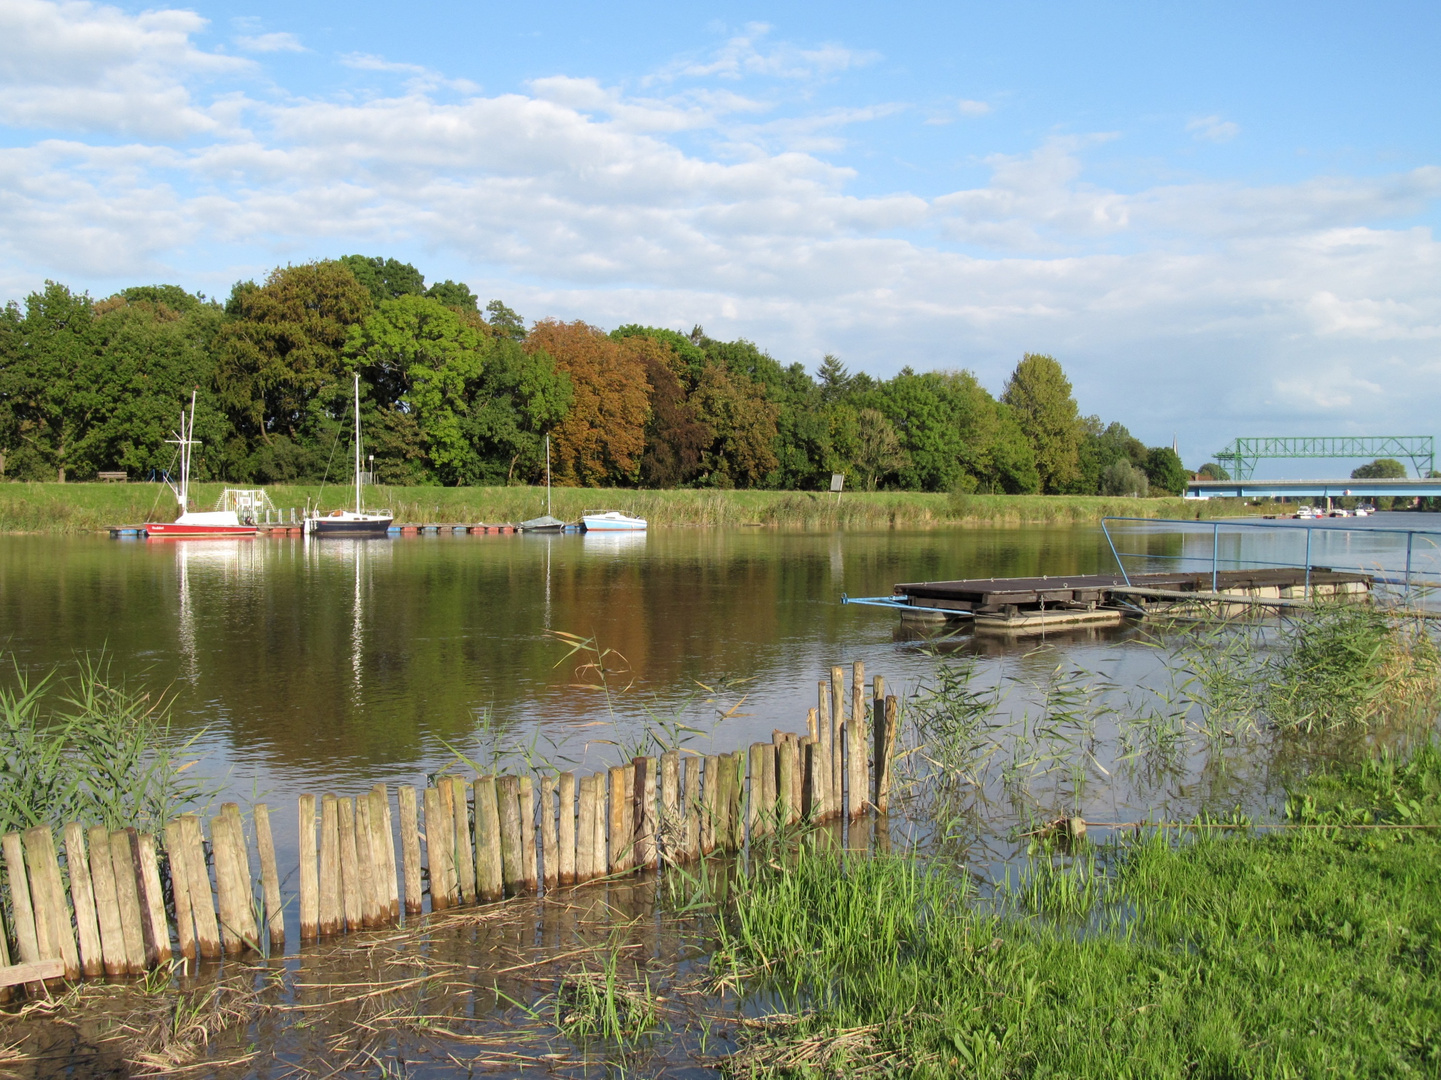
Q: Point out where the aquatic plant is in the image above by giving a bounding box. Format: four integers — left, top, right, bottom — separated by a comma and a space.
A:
0, 654, 209, 836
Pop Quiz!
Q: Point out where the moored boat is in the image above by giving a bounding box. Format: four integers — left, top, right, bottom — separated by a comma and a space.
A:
304, 374, 393, 538
582, 510, 647, 532
144, 392, 257, 540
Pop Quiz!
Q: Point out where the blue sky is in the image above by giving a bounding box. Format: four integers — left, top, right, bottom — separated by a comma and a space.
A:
1, 0, 1438, 471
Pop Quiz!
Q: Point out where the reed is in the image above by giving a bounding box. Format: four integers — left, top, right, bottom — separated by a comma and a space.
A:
0, 655, 209, 837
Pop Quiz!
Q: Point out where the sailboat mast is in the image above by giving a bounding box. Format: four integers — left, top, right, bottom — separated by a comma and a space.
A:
546, 434, 551, 517
182, 390, 197, 511
354, 373, 362, 515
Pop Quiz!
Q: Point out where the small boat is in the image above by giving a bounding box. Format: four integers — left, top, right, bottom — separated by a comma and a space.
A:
304, 374, 393, 538
582, 510, 647, 532
145, 393, 257, 540
520, 436, 567, 532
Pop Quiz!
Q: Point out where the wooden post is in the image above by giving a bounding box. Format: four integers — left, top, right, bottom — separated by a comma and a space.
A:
421, 786, 451, 911
632, 757, 657, 872
497, 775, 524, 895
24, 827, 80, 978
728, 750, 747, 850
163, 820, 197, 962
830, 666, 845, 820
849, 660, 868, 819
298, 795, 319, 940
179, 816, 221, 958
374, 785, 401, 922
519, 776, 539, 893
607, 766, 629, 873
318, 796, 343, 933
576, 774, 598, 883
336, 797, 365, 929
449, 776, 476, 906
135, 833, 172, 965
591, 773, 607, 881
660, 750, 681, 865
474, 776, 504, 902
63, 823, 104, 977
398, 786, 423, 915
254, 805, 284, 947
110, 829, 150, 969
81, 827, 122, 974
211, 812, 257, 955
540, 776, 558, 891
684, 755, 701, 859
353, 795, 383, 927
816, 683, 833, 820
2, 833, 42, 982
747, 743, 766, 838
801, 736, 819, 821
876, 695, 900, 813
777, 737, 799, 826
762, 743, 778, 834
807, 705, 819, 743
557, 772, 576, 886
700, 754, 719, 854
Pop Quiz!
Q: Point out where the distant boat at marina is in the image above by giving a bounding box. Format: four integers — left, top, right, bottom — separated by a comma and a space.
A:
304, 374, 393, 538
582, 510, 647, 532
520, 436, 567, 532
145, 392, 258, 539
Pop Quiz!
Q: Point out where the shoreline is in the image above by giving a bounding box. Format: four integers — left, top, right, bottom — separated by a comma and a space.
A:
0, 482, 1263, 535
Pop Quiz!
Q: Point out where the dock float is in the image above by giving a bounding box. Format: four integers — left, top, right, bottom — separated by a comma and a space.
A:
846, 568, 1373, 634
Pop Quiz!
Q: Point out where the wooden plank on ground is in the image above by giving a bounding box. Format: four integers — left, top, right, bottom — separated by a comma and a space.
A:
0, 959, 65, 988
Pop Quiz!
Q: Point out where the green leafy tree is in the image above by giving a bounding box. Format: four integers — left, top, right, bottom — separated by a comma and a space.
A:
1101, 459, 1150, 497
485, 301, 527, 342
1352, 458, 1408, 479
345, 295, 487, 484
691, 364, 780, 487
463, 336, 573, 485
1197, 461, 1231, 481
1001, 353, 1083, 493
425, 280, 479, 311
339, 255, 427, 303
852, 407, 908, 490
1143, 446, 1188, 496
214, 261, 373, 480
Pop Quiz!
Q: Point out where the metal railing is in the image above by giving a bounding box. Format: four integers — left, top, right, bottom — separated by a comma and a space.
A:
1101, 517, 1441, 598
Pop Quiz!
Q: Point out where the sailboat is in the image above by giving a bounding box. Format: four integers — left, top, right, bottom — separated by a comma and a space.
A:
519, 434, 565, 532
145, 392, 257, 539
304, 374, 393, 538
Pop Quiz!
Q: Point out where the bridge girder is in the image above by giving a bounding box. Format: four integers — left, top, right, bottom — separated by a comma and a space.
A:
1214, 436, 1434, 481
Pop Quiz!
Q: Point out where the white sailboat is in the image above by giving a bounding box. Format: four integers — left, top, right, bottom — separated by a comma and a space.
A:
145, 392, 257, 539
520, 434, 565, 532
304, 374, 393, 538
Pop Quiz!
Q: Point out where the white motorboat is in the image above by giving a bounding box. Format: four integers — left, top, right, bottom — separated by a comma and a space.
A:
582, 510, 647, 532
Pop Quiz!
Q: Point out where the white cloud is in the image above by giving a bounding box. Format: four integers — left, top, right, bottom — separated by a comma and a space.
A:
654, 23, 879, 83
1187, 114, 1240, 143
0, 0, 249, 137
0, 0, 1439, 452
236, 31, 304, 54
957, 99, 991, 117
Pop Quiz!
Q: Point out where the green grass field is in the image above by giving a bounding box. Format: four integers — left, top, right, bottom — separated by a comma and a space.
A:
721, 745, 1441, 1078
0, 482, 1261, 533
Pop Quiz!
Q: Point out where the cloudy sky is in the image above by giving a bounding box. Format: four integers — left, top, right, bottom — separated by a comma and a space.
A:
2, 0, 1437, 467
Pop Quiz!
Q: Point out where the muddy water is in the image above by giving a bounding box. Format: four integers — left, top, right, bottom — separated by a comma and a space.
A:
3, 516, 1439, 1076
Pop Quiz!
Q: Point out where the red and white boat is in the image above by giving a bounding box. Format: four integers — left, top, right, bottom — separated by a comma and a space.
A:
144, 392, 257, 540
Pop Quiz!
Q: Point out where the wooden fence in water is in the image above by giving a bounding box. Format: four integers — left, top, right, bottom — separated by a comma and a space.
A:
0, 663, 899, 997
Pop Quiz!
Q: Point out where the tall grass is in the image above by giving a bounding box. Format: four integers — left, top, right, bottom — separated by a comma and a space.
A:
0, 655, 209, 835
0, 481, 1262, 533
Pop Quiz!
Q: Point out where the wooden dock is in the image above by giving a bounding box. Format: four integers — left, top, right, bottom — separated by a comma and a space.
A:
0, 663, 893, 995
882, 568, 1373, 632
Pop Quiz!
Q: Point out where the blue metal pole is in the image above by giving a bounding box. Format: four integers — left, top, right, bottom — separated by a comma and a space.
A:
1405, 531, 1414, 598
1102, 519, 1131, 585
1211, 522, 1219, 592
1304, 527, 1313, 598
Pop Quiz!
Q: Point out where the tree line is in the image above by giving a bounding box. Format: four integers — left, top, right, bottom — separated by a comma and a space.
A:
0, 256, 1190, 494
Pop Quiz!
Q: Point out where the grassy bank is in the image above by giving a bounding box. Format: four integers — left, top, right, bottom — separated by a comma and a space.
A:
721, 744, 1441, 1078
0, 481, 1259, 533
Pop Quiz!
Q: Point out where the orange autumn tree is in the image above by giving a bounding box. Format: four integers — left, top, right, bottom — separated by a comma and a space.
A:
525, 320, 650, 485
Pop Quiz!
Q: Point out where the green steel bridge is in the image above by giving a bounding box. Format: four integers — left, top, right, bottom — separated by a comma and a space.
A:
1214, 436, 1434, 480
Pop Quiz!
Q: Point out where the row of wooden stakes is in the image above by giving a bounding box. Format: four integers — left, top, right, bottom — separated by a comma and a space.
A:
0, 663, 897, 993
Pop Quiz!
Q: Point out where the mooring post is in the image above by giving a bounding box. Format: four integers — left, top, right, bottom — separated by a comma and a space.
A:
1211, 522, 1219, 593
